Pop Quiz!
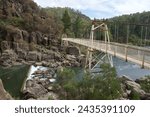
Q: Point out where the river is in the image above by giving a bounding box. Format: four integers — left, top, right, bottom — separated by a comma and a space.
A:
113, 57, 150, 80
0, 65, 30, 98
0, 57, 150, 98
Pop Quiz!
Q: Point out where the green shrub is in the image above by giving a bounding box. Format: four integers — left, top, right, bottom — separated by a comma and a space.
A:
56, 64, 122, 100
57, 67, 75, 85
139, 76, 150, 93
130, 90, 140, 100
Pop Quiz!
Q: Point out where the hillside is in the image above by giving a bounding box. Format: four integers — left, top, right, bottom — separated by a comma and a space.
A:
43, 7, 91, 38
0, 0, 60, 34
108, 11, 150, 45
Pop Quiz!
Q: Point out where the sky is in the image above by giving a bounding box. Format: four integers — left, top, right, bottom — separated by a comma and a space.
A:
33, 0, 150, 19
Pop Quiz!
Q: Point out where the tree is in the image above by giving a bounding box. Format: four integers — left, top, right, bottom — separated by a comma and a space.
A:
62, 10, 71, 33
56, 64, 122, 100
73, 16, 82, 38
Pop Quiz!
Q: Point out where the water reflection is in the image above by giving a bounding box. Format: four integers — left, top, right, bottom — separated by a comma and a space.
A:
0, 65, 30, 98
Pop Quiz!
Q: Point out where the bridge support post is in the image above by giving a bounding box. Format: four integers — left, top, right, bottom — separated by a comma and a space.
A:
141, 52, 145, 68
114, 46, 117, 57
85, 23, 114, 71
85, 48, 93, 70
125, 46, 128, 62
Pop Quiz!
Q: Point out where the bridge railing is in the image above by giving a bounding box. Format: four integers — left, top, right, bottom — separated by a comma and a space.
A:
62, 38, 150, 68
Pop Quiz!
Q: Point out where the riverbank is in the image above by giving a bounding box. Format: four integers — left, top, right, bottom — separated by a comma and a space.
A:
21, 65, 150, 100
1, 63, 150, 100
0, 44, 85, 99
1, 45, 150, 100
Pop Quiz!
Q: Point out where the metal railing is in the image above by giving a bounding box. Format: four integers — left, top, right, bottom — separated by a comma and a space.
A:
62, 38, 150, 68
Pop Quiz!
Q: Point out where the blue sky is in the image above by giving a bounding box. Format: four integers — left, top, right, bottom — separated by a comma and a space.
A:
34, 0, 150, 19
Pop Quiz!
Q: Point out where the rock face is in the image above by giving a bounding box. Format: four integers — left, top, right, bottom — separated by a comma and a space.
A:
0, 0, 85, 100
0, 79, 12, 100
125, 80, 145, 97
1, 41, 10, 52
0, 25, 62, 67
120, 76, 150, 100
0, 0, 84, 68
135, 77, 150, 99
0, 49, 17, 67
0, 0, 60, 67
66, 46, 80, 56
22, 66, 58, 100
23, 79, 48, 99
23, 78, 57, 99
26, 51, 41, 61
17, 50, 27, 59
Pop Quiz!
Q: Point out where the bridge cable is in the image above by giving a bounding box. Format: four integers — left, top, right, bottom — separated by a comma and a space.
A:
126, 24, 130, 44
114, 23, 117, 42
117, 24, 119, 43
144, 26, 148, 46
141, 26, 143, 46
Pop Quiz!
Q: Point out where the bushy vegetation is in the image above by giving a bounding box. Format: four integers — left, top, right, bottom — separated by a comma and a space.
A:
107, 11, 150, 46
0, 0, 62, 39
43, 7, 91, 38
138, 76, 150, 93
0, 0, 91, 43
56, 64, 122, 100
129, 89, 140, 100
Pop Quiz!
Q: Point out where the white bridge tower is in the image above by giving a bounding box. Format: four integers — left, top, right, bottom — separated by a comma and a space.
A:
85, 22, 113, 70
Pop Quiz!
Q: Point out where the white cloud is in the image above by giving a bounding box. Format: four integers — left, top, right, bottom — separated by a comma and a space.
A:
114, 0, 150, 14
33, 0, 150, 18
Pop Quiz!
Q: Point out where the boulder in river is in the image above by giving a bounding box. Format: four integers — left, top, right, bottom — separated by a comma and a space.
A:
23, 79, 48, 99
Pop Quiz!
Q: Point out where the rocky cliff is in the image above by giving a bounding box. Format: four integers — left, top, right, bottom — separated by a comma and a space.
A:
0, 0, 84, 67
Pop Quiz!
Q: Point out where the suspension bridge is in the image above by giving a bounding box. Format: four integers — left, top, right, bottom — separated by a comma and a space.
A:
62, 22, 150, 70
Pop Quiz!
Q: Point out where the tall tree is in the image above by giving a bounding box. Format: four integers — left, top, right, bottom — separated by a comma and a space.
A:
73, 16, 82, 38
62, 10, 71, 33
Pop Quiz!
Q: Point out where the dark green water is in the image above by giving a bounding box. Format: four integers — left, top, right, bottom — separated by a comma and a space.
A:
0, 65, 30, 98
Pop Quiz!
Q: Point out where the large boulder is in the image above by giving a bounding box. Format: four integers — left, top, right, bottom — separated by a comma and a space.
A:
0, 79, 12, 100
66, 46, 80, 56
17, 50, 27, 59
125, 80, 145, 96
23, 79, 48, 99
0, 41, 10, 52
0, 50, 17, 67
77, 54, 86, 67
135, 77, 150, 84
49, 38, 59, 46
120, 76, 148, 99
42, 54, 54, 61
54, 52, 62, 61
26, 51, 41, 61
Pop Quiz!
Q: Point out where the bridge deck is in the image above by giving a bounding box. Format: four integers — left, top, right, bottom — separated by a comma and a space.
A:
62, 38, 150, 69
